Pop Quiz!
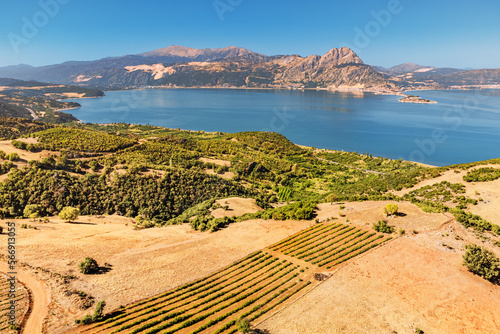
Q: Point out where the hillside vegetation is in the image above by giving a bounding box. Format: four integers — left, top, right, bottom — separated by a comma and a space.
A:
0, 78, 104, 122
0, 119, 499, 237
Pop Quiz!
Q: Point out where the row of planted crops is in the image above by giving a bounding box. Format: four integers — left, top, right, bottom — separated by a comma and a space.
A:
269, 222, 391, 269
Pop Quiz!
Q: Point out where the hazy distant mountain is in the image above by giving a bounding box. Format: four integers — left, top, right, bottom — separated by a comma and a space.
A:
0, 46, 266, 84
141, 45, 267, 62
372, 62, 494, 90
386, 63, 435, 74
430, 68, 500, 86
376, 62, 464, 76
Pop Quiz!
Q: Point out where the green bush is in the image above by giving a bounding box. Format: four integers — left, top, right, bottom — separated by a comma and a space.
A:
77, 314, 93, 325
23, 204, 42, 220
79, 257, 99, 275
236, 316, 251, 333
92, 300, 106, 322
462, 244, 500, 282
373, 220, 394, 234
451, 208, 500, 235
58, 206, 80, 222
8, 152, 19, 161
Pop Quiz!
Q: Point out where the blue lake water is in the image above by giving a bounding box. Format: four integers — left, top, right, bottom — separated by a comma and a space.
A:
65, 88, 500, 166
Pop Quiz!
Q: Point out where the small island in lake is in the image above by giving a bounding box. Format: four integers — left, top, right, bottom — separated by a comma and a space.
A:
399, 95, 437, 104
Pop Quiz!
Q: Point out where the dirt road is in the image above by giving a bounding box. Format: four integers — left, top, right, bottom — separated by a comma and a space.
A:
0, 262, 50, 334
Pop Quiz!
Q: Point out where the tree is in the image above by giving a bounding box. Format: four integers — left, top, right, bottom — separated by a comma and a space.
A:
23, 204, 42, 221
79, 257, 99, 274
59, 206, 80, 222
326, 193, 338, 205
236, 317, 251, 333
384, 203, 399, 216
463, 244, 500, 282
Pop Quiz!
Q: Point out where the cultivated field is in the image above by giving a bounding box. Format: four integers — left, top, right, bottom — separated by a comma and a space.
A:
3, 197, 498, 333
268, 222, 390, 269
77, 251, 313, 334
73, 222, 392, 334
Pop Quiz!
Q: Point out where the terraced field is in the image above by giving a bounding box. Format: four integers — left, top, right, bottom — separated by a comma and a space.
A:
78, 223, 391, 334
269, 222, 391, 269
0, 273, 30, 332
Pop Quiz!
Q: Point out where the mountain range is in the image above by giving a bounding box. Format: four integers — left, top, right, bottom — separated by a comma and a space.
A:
1, 46, 499, 93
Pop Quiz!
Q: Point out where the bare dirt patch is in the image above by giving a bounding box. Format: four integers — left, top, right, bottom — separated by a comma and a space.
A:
15, 137, 39, 144
316, 201, 449, 233
0, 140, 57, 163
199, 157, 231, 167
258, 220, 500, 334
211, 197, 263, 218
204, 168, 234, 179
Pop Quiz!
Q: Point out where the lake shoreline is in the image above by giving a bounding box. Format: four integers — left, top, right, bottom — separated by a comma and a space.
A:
62, 88, 500, 167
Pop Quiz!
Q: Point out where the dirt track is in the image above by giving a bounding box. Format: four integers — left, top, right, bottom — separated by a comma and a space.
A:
0, 262, 51, 334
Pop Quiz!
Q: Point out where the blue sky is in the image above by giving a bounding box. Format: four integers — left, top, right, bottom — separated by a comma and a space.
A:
1, 0, 499, 69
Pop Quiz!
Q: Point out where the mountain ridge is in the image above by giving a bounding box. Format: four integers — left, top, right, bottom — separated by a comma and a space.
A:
1, 45, 499, 93
0, 45, 393, 93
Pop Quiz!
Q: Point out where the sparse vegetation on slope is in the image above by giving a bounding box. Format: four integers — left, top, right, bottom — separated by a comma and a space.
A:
463, 167, 500, 182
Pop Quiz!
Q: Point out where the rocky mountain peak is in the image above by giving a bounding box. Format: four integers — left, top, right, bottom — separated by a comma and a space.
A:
318, 47, 364, 67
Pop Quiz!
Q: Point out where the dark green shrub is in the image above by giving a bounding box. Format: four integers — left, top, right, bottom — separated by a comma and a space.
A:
373, 220, 394, 234
463, 244, 500, 282
79, 257, 99, 274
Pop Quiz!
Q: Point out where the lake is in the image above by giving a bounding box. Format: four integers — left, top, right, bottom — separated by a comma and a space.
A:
65, 88, 500, 166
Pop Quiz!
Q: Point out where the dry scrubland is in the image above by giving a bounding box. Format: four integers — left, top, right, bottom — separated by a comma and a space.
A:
394, 165, 500, 227
1, 198, 476, 334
